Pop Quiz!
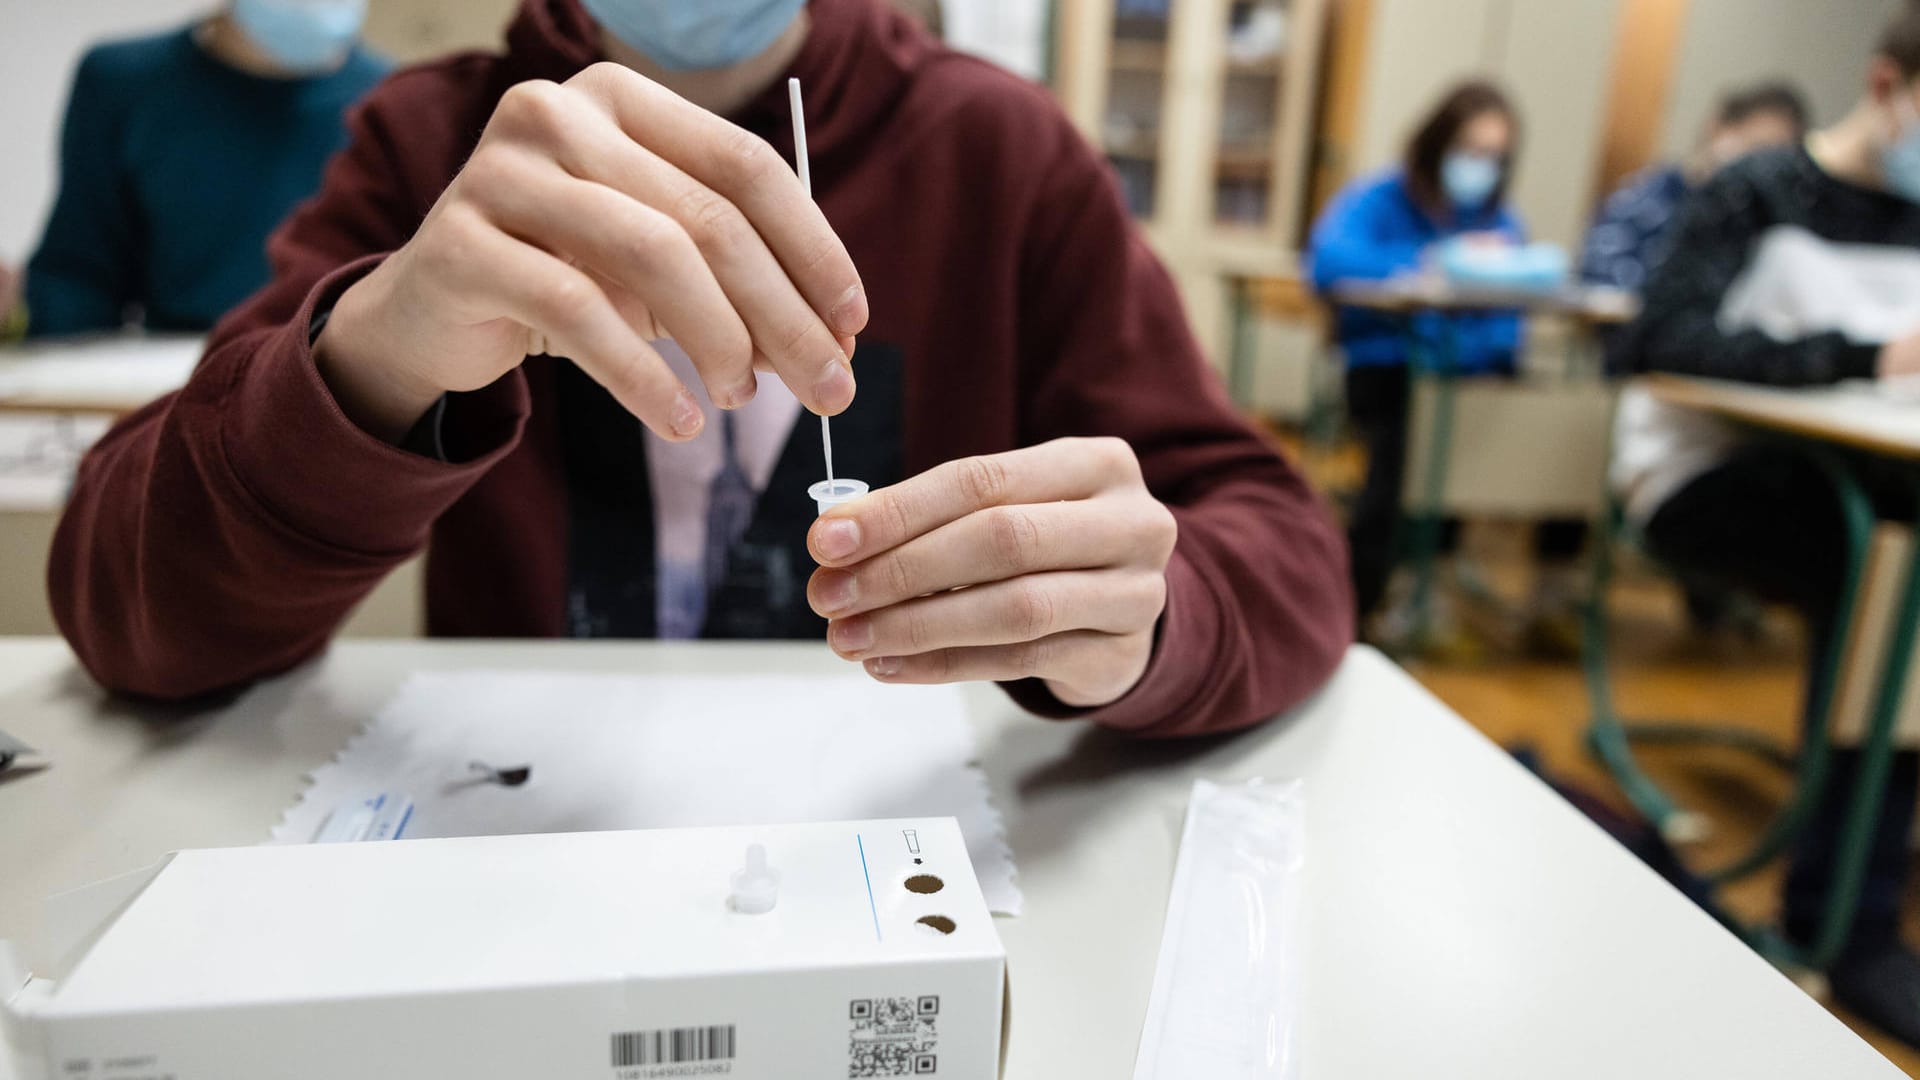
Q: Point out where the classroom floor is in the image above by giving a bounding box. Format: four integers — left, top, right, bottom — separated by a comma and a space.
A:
1403, 521, 1920, 1076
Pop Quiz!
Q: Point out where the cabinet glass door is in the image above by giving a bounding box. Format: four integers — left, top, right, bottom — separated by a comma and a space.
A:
1103, 0, 1175, 220
1212, 0, 1290, 230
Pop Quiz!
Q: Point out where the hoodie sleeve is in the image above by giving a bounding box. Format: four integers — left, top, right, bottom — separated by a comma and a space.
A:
998, 102, 1355, 738
48, 64, 530, 700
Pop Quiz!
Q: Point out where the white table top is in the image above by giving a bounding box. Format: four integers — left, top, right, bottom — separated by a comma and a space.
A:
1328, 276, 1640, 324
1646, 374, 1920, 462
0, 639, 1901, 1079
0, 336, 200, 416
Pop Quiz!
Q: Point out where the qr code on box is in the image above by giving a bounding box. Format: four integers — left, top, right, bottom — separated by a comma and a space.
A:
848, 996, 939, 1076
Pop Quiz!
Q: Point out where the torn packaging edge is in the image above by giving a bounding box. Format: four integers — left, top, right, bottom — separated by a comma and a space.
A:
1132, 778, 1306, 1080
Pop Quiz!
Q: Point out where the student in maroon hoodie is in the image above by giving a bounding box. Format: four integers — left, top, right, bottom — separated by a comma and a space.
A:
48, 0, 1352, 738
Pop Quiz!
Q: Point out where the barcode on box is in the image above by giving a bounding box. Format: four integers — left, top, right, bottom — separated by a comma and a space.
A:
610, 1025, 737, 1067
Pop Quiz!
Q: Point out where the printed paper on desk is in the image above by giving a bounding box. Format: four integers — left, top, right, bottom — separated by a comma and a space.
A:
270, 670, 1021, 914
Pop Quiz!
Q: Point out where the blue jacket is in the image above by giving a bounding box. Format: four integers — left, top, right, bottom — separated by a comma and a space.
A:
1307, 170, 1525, 373
25, 27, 388, 336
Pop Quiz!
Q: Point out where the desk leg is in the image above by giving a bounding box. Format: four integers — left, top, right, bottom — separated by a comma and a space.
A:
1401, 321, 1459, 649
1586, 451, 1870, 900
1809, 473, 1920, 970
1705, 452, 1869, 887
1227, 277, 1256, 410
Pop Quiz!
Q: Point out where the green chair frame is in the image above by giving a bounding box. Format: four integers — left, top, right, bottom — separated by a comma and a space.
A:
1582, 444, 1920, 972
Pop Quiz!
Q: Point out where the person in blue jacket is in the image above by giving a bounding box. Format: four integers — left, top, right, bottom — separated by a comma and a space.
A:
1310, 80, 1581, 649
14, 0, 388, 337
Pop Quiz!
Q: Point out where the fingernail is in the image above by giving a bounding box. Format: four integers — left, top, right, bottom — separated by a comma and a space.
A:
830, 285, 868, 336
669, 389, 703, 437
721, 378, 757, 410
816, 518, 860, 561
866, 656, 901, 678
811, 359, 855, 413
813, 570, 858, 614
831, 617, 873, 655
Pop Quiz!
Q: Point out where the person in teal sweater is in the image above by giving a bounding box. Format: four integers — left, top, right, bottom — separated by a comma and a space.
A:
17, 0, 388, 337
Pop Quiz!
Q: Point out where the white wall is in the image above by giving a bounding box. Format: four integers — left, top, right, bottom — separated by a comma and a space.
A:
1349, 0, 1621, 251
1659, 0, 1900, 160
942, 0, 1047, 80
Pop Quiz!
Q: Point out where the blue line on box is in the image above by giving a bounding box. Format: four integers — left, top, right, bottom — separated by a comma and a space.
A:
857, 834, 882, 942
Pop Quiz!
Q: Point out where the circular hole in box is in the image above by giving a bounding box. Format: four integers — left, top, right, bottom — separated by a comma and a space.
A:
916, 915, 957, 935
904, 874, 944, 895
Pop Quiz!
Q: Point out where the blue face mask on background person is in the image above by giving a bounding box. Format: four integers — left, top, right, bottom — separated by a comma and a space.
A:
1881, 95, 1920, 204
231, 0, 365, 72
581, 0, 807, 71
1440, 152, 1502, 213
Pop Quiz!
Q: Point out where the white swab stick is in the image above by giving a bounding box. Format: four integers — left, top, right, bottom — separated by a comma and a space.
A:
788, 77, 812, 198
788, 77, 833, 486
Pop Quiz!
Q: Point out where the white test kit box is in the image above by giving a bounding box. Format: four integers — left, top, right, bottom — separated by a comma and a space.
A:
3, 817, 1006, 1080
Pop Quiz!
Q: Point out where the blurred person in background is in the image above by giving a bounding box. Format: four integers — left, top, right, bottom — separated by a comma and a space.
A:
1583, 81, 1809, 639
1309, 80, 1583, 656
1583, 82, 1810, 293
11, 0, 387, 337
1613, 3, 1920, 1047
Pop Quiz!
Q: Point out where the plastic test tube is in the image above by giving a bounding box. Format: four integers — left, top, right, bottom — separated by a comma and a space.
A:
809, 478, 870, 516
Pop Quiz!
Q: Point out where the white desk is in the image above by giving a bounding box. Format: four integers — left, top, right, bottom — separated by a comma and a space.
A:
1328, 276, 1640, 325
1645, 374, 1920, 461
0, 335, 200, 417
0, 639, 1902, 1079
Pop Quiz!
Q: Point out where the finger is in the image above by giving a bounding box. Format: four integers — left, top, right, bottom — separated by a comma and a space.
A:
822, 570, 1166, 660
569, 64, 868, 337
809, 438, 1140, 567
538, 116, 855, 415
442, 211, 701, 439
859, 629, 1153, 692
809, 498, 1151, 617
474, 148, 757, 408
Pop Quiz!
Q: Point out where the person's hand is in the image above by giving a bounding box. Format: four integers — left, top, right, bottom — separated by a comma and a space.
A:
1878, 331, 1920, 379
806, 438, 1178, 708
316, 62, 865, 443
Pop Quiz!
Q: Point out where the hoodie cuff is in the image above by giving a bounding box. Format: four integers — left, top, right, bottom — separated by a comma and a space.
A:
218, 255, 530, 556
997, 548, 1222, 735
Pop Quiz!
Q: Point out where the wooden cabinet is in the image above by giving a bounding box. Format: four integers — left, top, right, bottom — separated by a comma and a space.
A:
1052, 0, 1328, 361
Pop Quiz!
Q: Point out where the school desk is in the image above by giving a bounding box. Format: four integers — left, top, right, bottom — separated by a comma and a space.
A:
0, 335, 199, 418
1590, 374, 1920, 975
1321, 277, 1632, 646
0, 638, 1902, 1078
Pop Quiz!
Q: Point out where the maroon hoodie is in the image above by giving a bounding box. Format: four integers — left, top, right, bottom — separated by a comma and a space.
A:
47, 0, 1353, 736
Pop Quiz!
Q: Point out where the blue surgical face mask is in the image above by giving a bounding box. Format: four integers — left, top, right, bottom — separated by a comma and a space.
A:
1881, 97, 1920, 204
1440, 152, 1502, 212
231, 0, 364, 73
581, 0, 807, 71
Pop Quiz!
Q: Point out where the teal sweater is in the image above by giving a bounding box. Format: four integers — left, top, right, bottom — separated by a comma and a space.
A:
25, 27, 387, 337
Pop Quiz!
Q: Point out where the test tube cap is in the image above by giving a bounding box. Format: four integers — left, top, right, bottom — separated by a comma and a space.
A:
808, 478, 869, 516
